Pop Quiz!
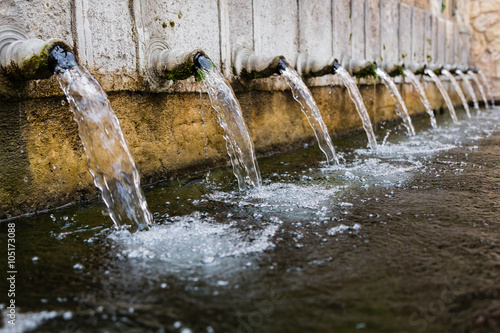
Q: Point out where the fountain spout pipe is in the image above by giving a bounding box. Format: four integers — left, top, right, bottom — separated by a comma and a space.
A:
296, 53, 336, 78
148, 46, 209, 81
233, 47, 285, 80
0, 26, 73, 81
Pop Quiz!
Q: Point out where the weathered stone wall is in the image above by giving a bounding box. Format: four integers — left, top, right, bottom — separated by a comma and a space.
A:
0, 1, 479, 218
470, 0, 500, 97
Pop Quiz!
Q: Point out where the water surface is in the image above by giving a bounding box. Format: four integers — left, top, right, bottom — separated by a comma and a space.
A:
1, 107, 499, 333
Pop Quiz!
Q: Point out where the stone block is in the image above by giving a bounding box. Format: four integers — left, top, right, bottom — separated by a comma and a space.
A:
253, 0, 298, 66
365, 0, 381, 63
86, 0, 136, 73
0, 0, 73, 46
399, 2, 412, 63
445, 20, 455, 65
380, 0, 399, 64
228, 0, 253, 49
424, 12, 434, 64
350, 0, 366, 60
436, 17, 447, 65
412, 7, 425, 64
332, 0, 352, 63
141, 0, 221, 67
299, 0, 333, 61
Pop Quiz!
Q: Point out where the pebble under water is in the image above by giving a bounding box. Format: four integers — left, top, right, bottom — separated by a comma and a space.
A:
1, 107, 499, 333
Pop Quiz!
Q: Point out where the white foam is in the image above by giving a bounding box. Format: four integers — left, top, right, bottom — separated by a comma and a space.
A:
208, 183, 340, 210
109, 212, 280, 277
1, 310, 60, 333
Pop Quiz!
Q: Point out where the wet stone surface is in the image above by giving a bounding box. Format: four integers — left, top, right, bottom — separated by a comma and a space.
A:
0, 107, 499, 332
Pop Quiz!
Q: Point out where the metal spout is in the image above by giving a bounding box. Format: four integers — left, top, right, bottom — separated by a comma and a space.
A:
233, 47, 285, 80
296, 53, 335, 78
332, 59, 341, 75
0, 25, 73, 81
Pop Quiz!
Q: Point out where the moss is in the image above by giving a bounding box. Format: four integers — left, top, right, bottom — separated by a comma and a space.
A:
165, 63, 195, 81
1, 44, 52, 81
354, 63, 377, 79
169, 21, 175, 27
194, 68, 206, 82
162, 22, 168, 28
388, 65, 405, 77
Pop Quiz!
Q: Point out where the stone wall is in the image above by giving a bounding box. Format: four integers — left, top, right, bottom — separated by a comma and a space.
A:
471, 0, 500, 97
0, 1, 480, 218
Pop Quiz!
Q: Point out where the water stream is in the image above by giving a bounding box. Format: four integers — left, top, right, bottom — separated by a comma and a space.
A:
375, 68, 416, 135
468, 71, 490, 109
425, 69, 459, 123
456, 70, 480, 111
335, 66, 378, 149
279, 60, 339, 164
441, 69, 471, 119
198, 64, 262, 190
51, 47, 152, 231
403, 69, 438, 128
478, 70, 496, 107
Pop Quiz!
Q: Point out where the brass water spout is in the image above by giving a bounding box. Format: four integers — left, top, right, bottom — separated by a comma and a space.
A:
233, 47, 285, 80
0, 25, 73, 81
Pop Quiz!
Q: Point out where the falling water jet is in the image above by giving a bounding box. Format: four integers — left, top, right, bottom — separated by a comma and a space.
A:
467, 70, 490, 109
374, 67, 416, 136
48, 46, 153, 231
294, 54, 377, 149
456, 70, 480, 111
441, 69, 471, 119
331, 60, 377, 148
477, 70, 496, 107
193, 53, 262, 190
276, 58, 339, 164
402, 67, 438, 128
424, 69, 459, 123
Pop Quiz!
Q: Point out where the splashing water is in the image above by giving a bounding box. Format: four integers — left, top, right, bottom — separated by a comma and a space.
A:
441, 69, 471, 119
456, 70, 479, 111
279, 61, 338, 164
375, 68, 416, 135
425, 69, 459, 123
478, 70, 496, 107
54, 65, 153, 230
468, 71, 490, 109
335, 66, 378, 148
403, 69, 438, 128
199, 66, 262, 190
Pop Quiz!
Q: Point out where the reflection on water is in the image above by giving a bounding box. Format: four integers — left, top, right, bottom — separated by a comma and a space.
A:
1, 107, 499, 332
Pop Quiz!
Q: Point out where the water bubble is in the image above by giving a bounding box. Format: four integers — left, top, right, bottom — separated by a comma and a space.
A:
73, 263, 84, 270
